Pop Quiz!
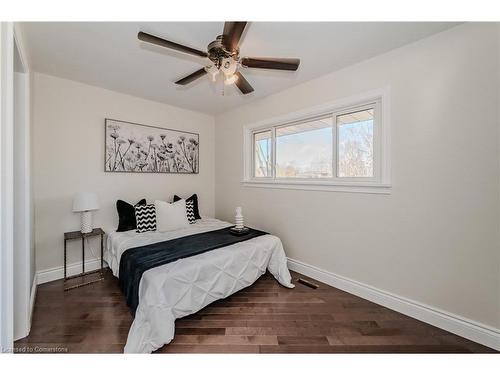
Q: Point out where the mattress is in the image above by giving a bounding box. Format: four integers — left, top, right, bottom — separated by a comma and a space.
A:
104, 217, 294, 353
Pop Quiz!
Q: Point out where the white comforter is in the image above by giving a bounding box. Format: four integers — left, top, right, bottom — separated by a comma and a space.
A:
104, 218, 294, 353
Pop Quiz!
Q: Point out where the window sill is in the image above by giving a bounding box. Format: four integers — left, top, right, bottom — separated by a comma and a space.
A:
241, 179, 392, 194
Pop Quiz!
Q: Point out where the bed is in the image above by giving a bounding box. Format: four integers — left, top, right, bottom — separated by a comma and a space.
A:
104, 217, 294, 353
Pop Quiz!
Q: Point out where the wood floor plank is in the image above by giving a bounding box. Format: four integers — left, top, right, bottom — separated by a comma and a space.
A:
171, 334, 278, 345
226, 327, 335, 336
14, 269, 497, 354
175, 327, 226, 335
259, 344, 474, 353
277, 335, 330, 345
158, 345, 260, 353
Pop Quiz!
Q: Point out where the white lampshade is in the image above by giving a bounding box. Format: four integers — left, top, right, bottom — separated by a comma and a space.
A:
72, 192, 99, 212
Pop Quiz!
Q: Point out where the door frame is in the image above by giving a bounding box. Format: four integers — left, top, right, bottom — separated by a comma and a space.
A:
13, 23, 32, 341
0, 21, 32, 352
0, 21, 15, 353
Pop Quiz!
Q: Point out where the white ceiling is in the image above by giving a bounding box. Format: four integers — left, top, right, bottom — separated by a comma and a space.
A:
22, 22, 458, 115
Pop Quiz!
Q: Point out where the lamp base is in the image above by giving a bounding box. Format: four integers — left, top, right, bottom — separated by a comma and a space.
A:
80, 211, 93, 234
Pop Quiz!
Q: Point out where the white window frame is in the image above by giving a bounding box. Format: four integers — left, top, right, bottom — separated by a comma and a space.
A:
242, 88, 391, 194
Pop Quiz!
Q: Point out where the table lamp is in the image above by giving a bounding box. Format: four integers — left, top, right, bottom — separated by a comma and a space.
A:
73, 192, 99, 233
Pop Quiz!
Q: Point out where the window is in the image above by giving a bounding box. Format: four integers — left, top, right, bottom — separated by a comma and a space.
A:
243, 90, 390, 193
254, 130, 272, 177
275, 117, 333, 178
337, 108, 374, 178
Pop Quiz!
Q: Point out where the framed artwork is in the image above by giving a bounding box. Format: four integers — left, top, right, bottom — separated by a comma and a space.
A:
105, 118, 199, 174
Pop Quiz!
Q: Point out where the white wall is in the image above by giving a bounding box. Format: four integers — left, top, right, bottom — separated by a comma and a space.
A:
215, 23, 500, 329
33, 73, 215, 273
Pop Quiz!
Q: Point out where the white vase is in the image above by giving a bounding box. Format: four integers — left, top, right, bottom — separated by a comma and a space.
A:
235, 206, 244, 229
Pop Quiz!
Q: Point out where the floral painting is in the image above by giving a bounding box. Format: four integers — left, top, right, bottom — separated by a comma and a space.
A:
105, 119, 199, 173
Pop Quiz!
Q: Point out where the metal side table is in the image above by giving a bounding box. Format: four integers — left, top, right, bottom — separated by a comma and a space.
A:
63, 228, 105, 291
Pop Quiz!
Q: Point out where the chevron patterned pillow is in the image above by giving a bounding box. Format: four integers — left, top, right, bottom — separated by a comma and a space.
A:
186, 199, 196, 224
135, 204, 156, 233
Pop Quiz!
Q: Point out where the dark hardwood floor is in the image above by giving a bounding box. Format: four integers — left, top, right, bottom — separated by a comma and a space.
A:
15, 269, 496, 353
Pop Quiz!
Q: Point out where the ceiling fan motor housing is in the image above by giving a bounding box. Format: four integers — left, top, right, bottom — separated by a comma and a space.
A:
207, 35, 237, 68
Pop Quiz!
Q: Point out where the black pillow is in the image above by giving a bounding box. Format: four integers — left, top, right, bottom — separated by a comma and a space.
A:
173, 194, 201, 220
116, 199, 146, 232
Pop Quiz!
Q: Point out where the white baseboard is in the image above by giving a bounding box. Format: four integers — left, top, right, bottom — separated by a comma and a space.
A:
14, 274, 38, 341
37, 258, 103, 285
28, 274, 37, 334
287, 257, 500, 351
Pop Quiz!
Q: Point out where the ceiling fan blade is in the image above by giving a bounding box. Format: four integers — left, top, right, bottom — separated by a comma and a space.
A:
241, 57, 300, 71
138, 31, 208, 58
222, 22, 247, 52
175, 68, 207, 85
234, 72, 254, 94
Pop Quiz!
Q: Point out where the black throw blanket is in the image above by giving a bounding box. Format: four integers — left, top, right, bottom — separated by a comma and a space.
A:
119, 227, 267, 315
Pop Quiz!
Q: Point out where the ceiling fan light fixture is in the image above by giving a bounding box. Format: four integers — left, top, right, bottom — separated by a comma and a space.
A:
210, 72, 219, 82
224, 74, 238, 85
220, 57, 238, 76
204, 64, 219, 82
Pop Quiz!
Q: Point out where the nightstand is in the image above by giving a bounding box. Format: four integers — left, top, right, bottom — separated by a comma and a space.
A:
63, 228, 105, 291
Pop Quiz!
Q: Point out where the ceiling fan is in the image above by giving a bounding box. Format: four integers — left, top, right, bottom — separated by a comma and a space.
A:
137, 22, 300, 95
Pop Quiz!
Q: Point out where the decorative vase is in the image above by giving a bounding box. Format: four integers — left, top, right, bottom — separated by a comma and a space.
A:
235, 206, 244, 229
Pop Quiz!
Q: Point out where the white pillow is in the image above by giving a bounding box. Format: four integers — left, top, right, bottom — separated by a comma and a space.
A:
154, 199, 190, 232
